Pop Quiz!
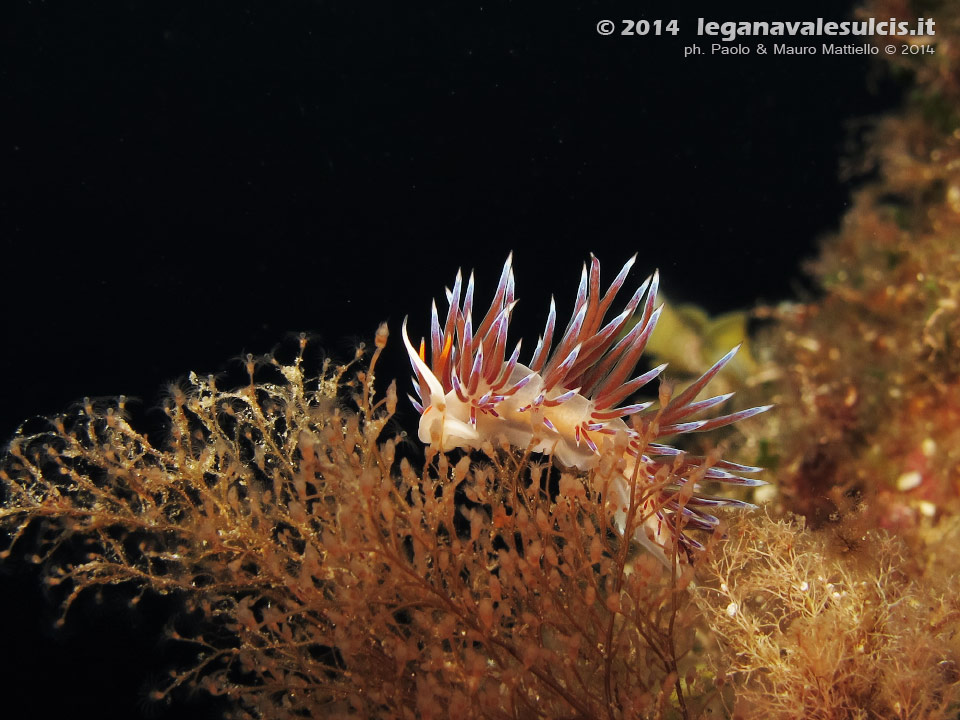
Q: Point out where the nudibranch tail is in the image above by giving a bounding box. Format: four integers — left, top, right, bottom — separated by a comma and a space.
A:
403, 254, 771, 555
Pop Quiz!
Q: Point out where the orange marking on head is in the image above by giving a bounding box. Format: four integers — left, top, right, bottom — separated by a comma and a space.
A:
418, 339, 426, 362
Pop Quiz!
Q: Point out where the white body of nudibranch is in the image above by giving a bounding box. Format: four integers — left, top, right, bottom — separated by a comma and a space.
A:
402, 253, 770, 554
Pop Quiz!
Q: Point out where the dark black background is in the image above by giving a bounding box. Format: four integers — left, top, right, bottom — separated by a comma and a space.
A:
1, 1, 900, 717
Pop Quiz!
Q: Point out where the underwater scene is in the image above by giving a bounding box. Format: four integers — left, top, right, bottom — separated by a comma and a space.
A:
2, 0, 958, 718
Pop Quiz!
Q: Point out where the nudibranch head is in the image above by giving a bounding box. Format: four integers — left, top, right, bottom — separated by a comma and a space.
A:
402, 253, 772, 552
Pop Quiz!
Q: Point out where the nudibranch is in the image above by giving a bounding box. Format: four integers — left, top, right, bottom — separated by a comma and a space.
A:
401, 254, 770, 556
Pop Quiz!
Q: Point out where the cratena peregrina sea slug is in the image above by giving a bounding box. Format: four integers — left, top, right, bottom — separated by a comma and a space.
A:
401, 254, 771, 557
